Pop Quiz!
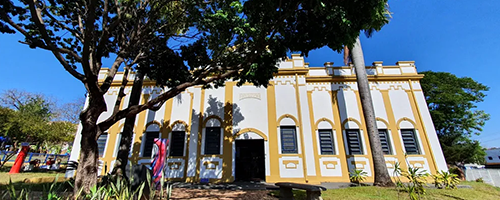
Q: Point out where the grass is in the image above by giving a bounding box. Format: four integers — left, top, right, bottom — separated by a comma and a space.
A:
271, 181, 500, 200
0, 171, 65, 185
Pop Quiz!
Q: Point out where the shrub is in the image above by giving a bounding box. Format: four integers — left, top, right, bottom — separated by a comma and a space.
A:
448, 166, 464, 180
349, 169, 368, 186
433, 170, 460, 189
475, 178, 484, 183
1, 179, 30, 200
1, 168, 174, 200
392, 157, 430, 200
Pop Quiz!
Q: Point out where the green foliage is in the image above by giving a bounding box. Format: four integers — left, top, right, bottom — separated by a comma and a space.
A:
349, 169, 368, 185
0, 171, 172, 200
475, 178, 484, 183
42, 176, 67, 200
0, 90, 76, 145
433, 170, 460, 189
448, 166, 464, 180
0, 0, 390, 90
2, 179, 30, 200
393, 157, 430, 200
0, 1, 26, 34
420, 71, 489, 165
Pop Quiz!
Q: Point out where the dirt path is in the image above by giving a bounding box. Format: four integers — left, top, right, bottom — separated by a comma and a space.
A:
171, 188, 277, 200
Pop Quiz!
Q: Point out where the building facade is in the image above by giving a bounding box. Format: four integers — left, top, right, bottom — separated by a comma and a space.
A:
66, 54, 448, 184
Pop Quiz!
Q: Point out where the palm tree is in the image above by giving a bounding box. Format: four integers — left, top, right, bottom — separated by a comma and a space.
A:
349, 36, 394, 187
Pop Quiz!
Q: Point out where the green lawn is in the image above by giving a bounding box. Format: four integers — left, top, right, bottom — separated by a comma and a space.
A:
273, 182, 500, 200
0, 171, 65, 185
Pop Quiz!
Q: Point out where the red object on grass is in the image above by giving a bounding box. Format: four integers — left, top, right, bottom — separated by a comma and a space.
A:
9, 144, 30, 174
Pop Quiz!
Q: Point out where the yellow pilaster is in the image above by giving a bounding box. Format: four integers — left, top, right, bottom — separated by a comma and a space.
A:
380, 90, 408, 169
330, 90, 350, 182
266, 81, 280, 182
306, 91, 321, 181
222, 82, 236, 182
161, 98, 174, 139
183, 92, 195, 180
353, 90, 374, 182
294, 74, 310, 183
194, 89, 205, 182
131, 94, 150, 164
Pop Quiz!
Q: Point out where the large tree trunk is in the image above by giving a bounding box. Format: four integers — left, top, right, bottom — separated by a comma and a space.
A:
351, 37, 394, 187
112, 70, 145, 176
74, 96, 107, 195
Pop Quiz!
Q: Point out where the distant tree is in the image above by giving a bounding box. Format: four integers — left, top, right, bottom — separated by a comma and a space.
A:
0, 90, 76, 145
1, 0, 390, 193
0, 89, 55, 119
420, 71, 489, 165
55, 97, 86, 124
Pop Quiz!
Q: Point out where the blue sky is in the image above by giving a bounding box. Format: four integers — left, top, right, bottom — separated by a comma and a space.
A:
0, 0, 498, 147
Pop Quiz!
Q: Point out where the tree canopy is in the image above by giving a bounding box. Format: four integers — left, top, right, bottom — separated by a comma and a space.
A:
1, 0, 391, 192
0, 90, 77, 145
420, 71, 489, 164
1, 0, 390, 131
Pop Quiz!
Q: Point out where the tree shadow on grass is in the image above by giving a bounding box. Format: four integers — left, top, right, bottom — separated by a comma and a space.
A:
439, 193, 466, 200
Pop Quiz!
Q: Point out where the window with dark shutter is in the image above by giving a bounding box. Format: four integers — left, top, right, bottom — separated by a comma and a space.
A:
169, 131, 185, 156
281, 126, 298, 154
318, 129, 335, 155
143, 132, 159, 157
97, 133, 108, 157
204, 127, 221, 155
401, 129, 420, 155
346, 129, 363, 155
378, 129, 392, 155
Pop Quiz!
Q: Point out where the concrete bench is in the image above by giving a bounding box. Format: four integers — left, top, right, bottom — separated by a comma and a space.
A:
275, 182, 327, 200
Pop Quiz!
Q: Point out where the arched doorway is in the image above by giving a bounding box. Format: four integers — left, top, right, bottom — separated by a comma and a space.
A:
234, 131, 266, 182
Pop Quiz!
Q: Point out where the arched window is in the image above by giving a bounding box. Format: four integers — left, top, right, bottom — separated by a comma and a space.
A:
279, 115, 298, 154
142, 123, 160, 157
376, 120, 392, 155
203, 117, 222, 155
343, 119, 363, 155
398, 119, 420, 155
97, 133, 108, 157
316, 120, 335, 155
401, 129, 419, 154
169, 122, 187, 157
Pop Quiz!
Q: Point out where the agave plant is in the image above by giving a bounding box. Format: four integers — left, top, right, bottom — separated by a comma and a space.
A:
349, 169, 368, 186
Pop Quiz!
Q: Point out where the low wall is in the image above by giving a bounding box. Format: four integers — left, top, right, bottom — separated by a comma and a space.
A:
464, 168, 500, 187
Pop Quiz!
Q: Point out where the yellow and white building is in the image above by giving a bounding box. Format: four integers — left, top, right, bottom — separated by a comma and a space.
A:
66, 54, 447, 184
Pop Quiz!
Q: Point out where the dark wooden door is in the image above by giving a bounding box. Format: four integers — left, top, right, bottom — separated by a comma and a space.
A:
235, 139, 265, 181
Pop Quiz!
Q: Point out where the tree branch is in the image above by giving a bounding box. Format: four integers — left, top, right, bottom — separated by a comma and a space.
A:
100, 56, 125, 93
98, 69, 238, 130
110, 66, 131, 117
25, 0, 85, 82
41, 8, 83, 41
81, 0, 98, 75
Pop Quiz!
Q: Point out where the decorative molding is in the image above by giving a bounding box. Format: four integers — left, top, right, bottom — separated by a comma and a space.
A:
239, 93, 261, 101
233, 128, 268, 141
283, 160, 299, 169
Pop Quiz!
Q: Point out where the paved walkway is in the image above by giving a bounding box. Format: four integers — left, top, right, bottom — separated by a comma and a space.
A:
170, 181, 355, 190
171, 181, 278, 190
